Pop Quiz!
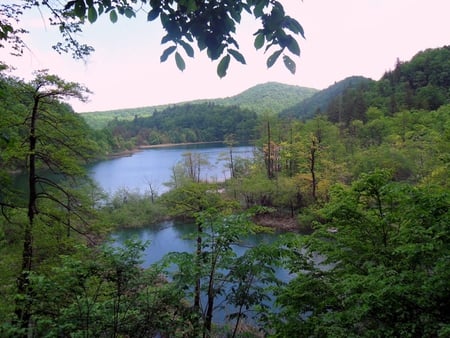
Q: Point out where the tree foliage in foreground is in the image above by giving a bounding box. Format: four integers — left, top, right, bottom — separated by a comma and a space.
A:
268, 170, 450, 337
1, 0, 304, 76
0, 70, 103, 334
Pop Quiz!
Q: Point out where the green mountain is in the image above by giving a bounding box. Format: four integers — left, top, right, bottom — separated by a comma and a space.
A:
107, 103, 259, 146
81, 82, 317, 129
82, 46, 450, 131
214, 82, 317, 114
279, 76, 374, 119
281, 46, 450, 124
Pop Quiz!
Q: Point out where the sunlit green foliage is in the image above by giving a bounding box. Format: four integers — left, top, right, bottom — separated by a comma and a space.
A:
268, 171, 450, 337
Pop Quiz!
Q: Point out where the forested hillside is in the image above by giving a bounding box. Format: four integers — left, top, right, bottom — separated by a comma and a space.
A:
279, 76, 374, 119
106, 102, 259, 147
281, 46, 450, 124
213, 82, 317, 114
81, 82, 317, 129
79, 104, 170, 129
324, 46, 450, 126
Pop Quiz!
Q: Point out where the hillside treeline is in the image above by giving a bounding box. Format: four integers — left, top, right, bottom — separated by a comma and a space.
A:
106, 102, 259, 146
281, 46, 450, 122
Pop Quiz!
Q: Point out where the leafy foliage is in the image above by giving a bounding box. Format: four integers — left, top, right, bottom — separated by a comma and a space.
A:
281, 46, 450, 122
268, 171, 450, 337
1, 0, 305, 75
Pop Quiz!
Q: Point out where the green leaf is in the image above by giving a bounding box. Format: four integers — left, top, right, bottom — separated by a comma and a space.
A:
266, 49, 282, 68
147, 9, 159, 21
254, 33, 265, 50
161, 34, 171, 44
185, 0, 197, 11
179, 40, 194, 58
74, 0, 86, 18
230, 8, 241, 23
284, 16, 305, 39
283, 55, 296, 74
98, 4, 104, 15
175, 52, 186, 71
109, 9, 118, 23
87, 7, 98, 23
228, 49, 246, 65
124, 7, 135, 18
160, 46, 176, 62
286, 37, 300, 56
253, 1, 265, 18
217, 55, 231, 78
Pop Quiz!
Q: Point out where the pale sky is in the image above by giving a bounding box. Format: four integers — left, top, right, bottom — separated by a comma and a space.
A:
2, 0, 450, 113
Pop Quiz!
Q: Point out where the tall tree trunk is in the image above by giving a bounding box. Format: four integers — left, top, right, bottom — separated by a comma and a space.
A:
193, 222, 203, 335
16, 96, 39, 334
229, 147, 235, 179
267, 121, 273, 179
310, 136, 317, 201
204, 253, 218, 338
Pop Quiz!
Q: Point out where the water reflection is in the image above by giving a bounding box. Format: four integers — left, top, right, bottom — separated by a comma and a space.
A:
111, 221, 196, 268
89, 143, 255, 195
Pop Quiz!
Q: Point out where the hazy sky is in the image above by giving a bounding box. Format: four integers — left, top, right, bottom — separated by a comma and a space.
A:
3, 0, 450, 112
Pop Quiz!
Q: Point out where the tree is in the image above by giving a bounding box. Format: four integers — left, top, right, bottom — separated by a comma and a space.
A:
1, 0, 304, 76
1, 70, 99, 334
161, 206, 272, 337
161, 181, 228, 335
25, 238, 191, 337
224, 133, 237, 179
268, 170, 450, 337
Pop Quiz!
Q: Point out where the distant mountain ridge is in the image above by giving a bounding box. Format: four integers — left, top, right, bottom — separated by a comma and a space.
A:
81, 45, 450, 130
279, 76, 375, 119
81, 82, 318, 129
280, 46, 450, 121
214, 82, 317, 114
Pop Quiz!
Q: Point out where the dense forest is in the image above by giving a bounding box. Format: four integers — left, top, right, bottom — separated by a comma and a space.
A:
107, 103, 259, 146
1, 46, 449, 337
81, 82, 317, 130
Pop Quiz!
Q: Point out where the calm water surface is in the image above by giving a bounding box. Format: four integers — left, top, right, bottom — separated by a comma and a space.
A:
111, 221, 292, 323
89, 143, 255, 195
100, 143, 293, 323
111, 220, 284, 269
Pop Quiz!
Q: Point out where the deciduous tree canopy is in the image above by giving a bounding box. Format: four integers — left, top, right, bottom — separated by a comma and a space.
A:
1, 0, 304, 76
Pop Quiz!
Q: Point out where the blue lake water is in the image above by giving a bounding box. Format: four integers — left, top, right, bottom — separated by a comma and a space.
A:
91, 142, 303, 325
89, 143, 255, 196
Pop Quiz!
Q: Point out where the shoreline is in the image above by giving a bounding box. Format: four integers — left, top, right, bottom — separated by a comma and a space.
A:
138, 141, 223, 149
107, 141, 227, 158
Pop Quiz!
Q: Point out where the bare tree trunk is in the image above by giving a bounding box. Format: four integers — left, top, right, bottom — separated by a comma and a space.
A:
310, 136, 317, 201
193, 222, 203, 336
204, 253, 219, 338
267, 121, 273, 179
229, 147, 235, 178
16, 96, 39, 335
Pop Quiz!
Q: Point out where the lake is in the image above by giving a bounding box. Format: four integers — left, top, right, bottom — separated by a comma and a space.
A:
111, 220, 291, 324
96, 143, 289, 323
89, 142, 255, 196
